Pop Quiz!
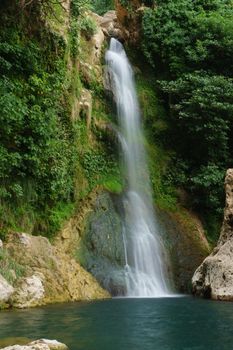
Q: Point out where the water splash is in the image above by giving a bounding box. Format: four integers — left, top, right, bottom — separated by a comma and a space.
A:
105, 38, 171, 297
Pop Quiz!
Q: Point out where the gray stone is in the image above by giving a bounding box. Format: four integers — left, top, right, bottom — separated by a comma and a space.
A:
11, 273, 45, 308
78, 191, 126, 295
192, 169, 233, 300
30, 339, 68, 350
0, 339, 68, 350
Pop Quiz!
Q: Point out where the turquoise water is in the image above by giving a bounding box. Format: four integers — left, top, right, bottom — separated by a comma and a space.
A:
0, 297, 233, 349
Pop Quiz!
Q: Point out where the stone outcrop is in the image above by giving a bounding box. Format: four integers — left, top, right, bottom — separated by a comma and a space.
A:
77, 191, 126, 295
192, 169, 233, 300
114, 0, 146, 44
0, 339, 68, 350
1, 231, 109, 308
91, 11, 125, 41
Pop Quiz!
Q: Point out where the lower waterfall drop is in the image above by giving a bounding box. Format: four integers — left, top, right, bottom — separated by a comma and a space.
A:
105, 38, 171, 297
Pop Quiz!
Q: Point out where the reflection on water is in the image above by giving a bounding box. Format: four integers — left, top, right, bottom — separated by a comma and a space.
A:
0, 298, 233, 350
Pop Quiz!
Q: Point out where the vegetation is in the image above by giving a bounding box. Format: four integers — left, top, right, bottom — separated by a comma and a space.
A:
135, 72, 177, 211
142, 0, 233, 239
0, 0, 119, 239
0, 248, 25, 284
92, 0, 114, 15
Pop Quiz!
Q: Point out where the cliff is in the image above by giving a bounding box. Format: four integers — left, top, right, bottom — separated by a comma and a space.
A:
0, 0, 213, 307
192, 169, 233, 300
0, 1, 120, 307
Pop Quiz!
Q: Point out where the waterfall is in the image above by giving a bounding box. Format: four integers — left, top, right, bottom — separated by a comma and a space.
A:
105, 38, 171, 297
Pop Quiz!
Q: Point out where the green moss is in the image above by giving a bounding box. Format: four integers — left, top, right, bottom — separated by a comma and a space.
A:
135, 71, 177, 211
103, 178, 123, 194
46, 202, 75, 237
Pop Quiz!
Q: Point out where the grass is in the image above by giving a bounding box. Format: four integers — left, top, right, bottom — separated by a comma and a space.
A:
0, 249, 25, 285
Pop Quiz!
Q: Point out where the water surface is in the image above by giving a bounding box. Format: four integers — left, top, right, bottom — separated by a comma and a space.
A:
0, 297, 233, 350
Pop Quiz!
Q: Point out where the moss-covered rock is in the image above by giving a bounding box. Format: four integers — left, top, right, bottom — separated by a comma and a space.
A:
77, 191, 127, 295
156, 207, 210, 292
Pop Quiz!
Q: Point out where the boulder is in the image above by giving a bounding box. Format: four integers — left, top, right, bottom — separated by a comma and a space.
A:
192, 169, 233, 300
30, 339, 68, 350
0, 274, 14, 304
11, 273, 45, 308
0, 339, 68, 350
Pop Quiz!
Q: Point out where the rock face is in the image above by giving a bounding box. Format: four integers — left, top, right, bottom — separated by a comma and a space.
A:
2, 231, 109, 308
77, 192, 126, 295
192, 169, 233, 300
0, 339, 68, 350
156, 208, 210, 293
91, 10, 125, 41
114, 0, 146, 44
75, 189, 210, 294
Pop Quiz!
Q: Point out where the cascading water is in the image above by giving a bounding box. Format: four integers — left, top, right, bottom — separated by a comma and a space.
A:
105, 38, 171, 297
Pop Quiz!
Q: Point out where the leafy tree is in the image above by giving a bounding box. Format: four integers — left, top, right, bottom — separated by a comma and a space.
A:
142, 0, 233, 227
92, 0, 114, 15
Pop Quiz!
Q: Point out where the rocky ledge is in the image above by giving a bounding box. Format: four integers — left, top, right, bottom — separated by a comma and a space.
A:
0, 231, 109, 309
192, 169, 233, 300
0, 339, 68, 350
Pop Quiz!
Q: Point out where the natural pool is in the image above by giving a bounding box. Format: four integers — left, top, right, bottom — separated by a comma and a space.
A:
0, 297, 233, 350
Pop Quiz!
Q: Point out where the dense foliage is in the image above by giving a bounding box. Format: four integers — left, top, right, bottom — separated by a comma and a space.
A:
92, 0, 114, 15
142, 0, 233, 232
0, 0, 120, 238
0, 1, 84, 236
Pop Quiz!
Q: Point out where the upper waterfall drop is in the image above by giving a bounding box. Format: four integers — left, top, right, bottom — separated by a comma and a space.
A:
105, 38, 171, 297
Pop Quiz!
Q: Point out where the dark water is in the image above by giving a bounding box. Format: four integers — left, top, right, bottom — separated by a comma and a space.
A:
0, 297, 233, 350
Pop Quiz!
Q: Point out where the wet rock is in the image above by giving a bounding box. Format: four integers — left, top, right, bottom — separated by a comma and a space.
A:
192, 169, 233, 300
78, 191, 127, 295
0, 274, 14, 304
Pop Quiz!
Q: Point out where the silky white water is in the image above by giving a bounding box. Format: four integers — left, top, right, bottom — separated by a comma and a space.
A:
105, 38, 171, 297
